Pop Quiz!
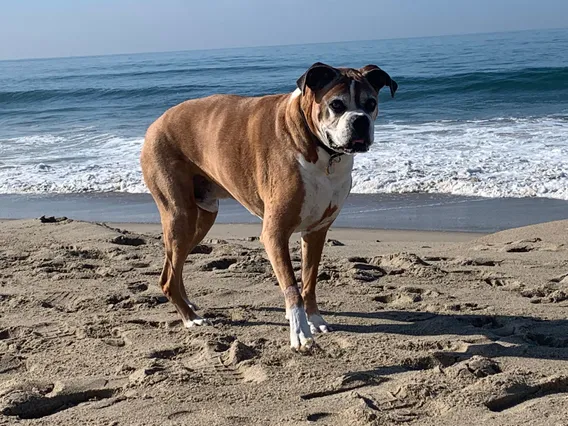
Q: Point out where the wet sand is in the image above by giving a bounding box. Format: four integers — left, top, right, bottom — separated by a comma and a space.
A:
2, 192, 568, 232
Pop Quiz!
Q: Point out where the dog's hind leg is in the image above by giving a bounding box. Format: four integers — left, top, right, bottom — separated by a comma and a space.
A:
158, 205, 217, 327
178, 207, 217, 312
141, 137, 217, 328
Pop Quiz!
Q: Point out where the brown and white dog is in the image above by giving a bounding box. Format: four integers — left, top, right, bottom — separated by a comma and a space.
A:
140, 62, 397, 351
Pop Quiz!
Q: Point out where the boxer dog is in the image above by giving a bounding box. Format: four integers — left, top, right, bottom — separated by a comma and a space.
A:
141, 62, 397, 351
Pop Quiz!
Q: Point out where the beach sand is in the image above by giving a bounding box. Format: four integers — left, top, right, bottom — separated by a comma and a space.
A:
1, 218, 567, 425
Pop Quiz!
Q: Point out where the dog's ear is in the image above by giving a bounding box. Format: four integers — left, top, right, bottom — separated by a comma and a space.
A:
297, 62, 340, 95
360, 65, 398, 98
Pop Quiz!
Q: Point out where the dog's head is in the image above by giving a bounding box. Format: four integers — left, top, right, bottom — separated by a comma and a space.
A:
296, 62, 397, 154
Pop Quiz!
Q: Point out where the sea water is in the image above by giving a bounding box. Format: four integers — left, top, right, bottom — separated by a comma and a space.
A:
1, 28, 567, 198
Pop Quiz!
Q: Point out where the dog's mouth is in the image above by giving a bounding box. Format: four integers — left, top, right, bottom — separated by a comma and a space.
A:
325, 133, 369, 154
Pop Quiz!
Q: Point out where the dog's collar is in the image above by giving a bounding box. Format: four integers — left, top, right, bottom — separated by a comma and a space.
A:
326, 152, 343, 175
316, 138, 337, 156
315, 137, 344, 175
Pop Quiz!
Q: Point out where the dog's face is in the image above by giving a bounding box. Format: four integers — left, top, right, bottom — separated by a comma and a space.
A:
297, 63, 397, 155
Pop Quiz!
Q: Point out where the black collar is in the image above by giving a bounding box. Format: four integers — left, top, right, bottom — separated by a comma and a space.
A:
316, 139, 337, 156
317, 139, 344, 175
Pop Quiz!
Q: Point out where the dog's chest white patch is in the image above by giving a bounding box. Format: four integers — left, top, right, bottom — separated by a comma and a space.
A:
296, 148, 353, 233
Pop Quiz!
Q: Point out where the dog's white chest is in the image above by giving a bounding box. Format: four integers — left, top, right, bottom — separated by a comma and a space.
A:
296, 149, 353, 234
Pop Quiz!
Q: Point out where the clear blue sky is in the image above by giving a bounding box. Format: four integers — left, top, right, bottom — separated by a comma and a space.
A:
1, 0, 567, 60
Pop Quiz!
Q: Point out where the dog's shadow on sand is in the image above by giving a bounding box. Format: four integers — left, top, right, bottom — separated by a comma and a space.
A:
246, 306, 568, 362
330, 309, 568, 361
237, 307, 568, 413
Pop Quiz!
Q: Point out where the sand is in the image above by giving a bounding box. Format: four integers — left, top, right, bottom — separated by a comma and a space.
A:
1, 218, 567, 425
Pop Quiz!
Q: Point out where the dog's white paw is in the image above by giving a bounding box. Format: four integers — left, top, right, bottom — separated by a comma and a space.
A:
183, 316, 209, 328
308, 313, 331, 334
287, 306, 314, 352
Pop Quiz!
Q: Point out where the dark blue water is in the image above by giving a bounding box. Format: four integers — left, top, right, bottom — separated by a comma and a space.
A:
1, 28, 567, 197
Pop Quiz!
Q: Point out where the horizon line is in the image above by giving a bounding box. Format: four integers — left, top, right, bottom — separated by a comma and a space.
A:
1, 25, 566, 63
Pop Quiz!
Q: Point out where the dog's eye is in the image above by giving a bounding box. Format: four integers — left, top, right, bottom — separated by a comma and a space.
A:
330, 99, 346, 114
364, 98, 377, 112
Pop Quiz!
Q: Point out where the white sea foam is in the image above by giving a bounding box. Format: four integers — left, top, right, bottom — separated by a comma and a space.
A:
354, 116, 568, 200
1, 116, 567, 199
0, 132, 147, 194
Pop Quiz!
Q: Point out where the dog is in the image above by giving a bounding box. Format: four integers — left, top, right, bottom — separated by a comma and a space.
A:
140, 62, 397, 351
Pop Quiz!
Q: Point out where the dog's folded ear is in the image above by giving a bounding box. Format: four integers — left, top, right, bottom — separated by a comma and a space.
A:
360, 65, 398, 98
297, 62, 340, 95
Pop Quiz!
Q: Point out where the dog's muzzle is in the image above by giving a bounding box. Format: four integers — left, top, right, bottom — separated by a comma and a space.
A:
346, 115, 371, 153
325, 133, 371, 154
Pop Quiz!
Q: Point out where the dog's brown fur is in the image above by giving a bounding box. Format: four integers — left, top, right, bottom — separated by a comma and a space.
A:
141, 63, 396, 349
141, 93, 318, 322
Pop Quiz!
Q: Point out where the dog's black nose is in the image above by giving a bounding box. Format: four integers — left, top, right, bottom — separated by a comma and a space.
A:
352, 115, 370, 138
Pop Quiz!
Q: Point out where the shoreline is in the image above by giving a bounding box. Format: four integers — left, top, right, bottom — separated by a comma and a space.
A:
1, 192, 568, 233
106, 222, 483, 243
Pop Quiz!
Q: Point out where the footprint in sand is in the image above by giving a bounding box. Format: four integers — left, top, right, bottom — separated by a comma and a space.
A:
110, 235, 146, 247
371, 253, 446, 278
0, 377, 127, 419
182, 338, 264, 385
199, 257, 238, 271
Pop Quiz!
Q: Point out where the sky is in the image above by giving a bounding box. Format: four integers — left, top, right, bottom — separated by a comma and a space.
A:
1, 0, 567, 60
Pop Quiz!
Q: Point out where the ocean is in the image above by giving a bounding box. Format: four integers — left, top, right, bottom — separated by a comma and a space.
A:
1, 28, 568, 200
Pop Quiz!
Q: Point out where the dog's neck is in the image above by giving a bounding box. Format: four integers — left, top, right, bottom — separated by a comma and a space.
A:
294, 98, 344, 171
315, 138, 338, 157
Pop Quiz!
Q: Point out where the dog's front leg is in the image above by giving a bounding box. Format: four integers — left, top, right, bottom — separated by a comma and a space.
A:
301, 226, 332, 334
262, 224, 313, 352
